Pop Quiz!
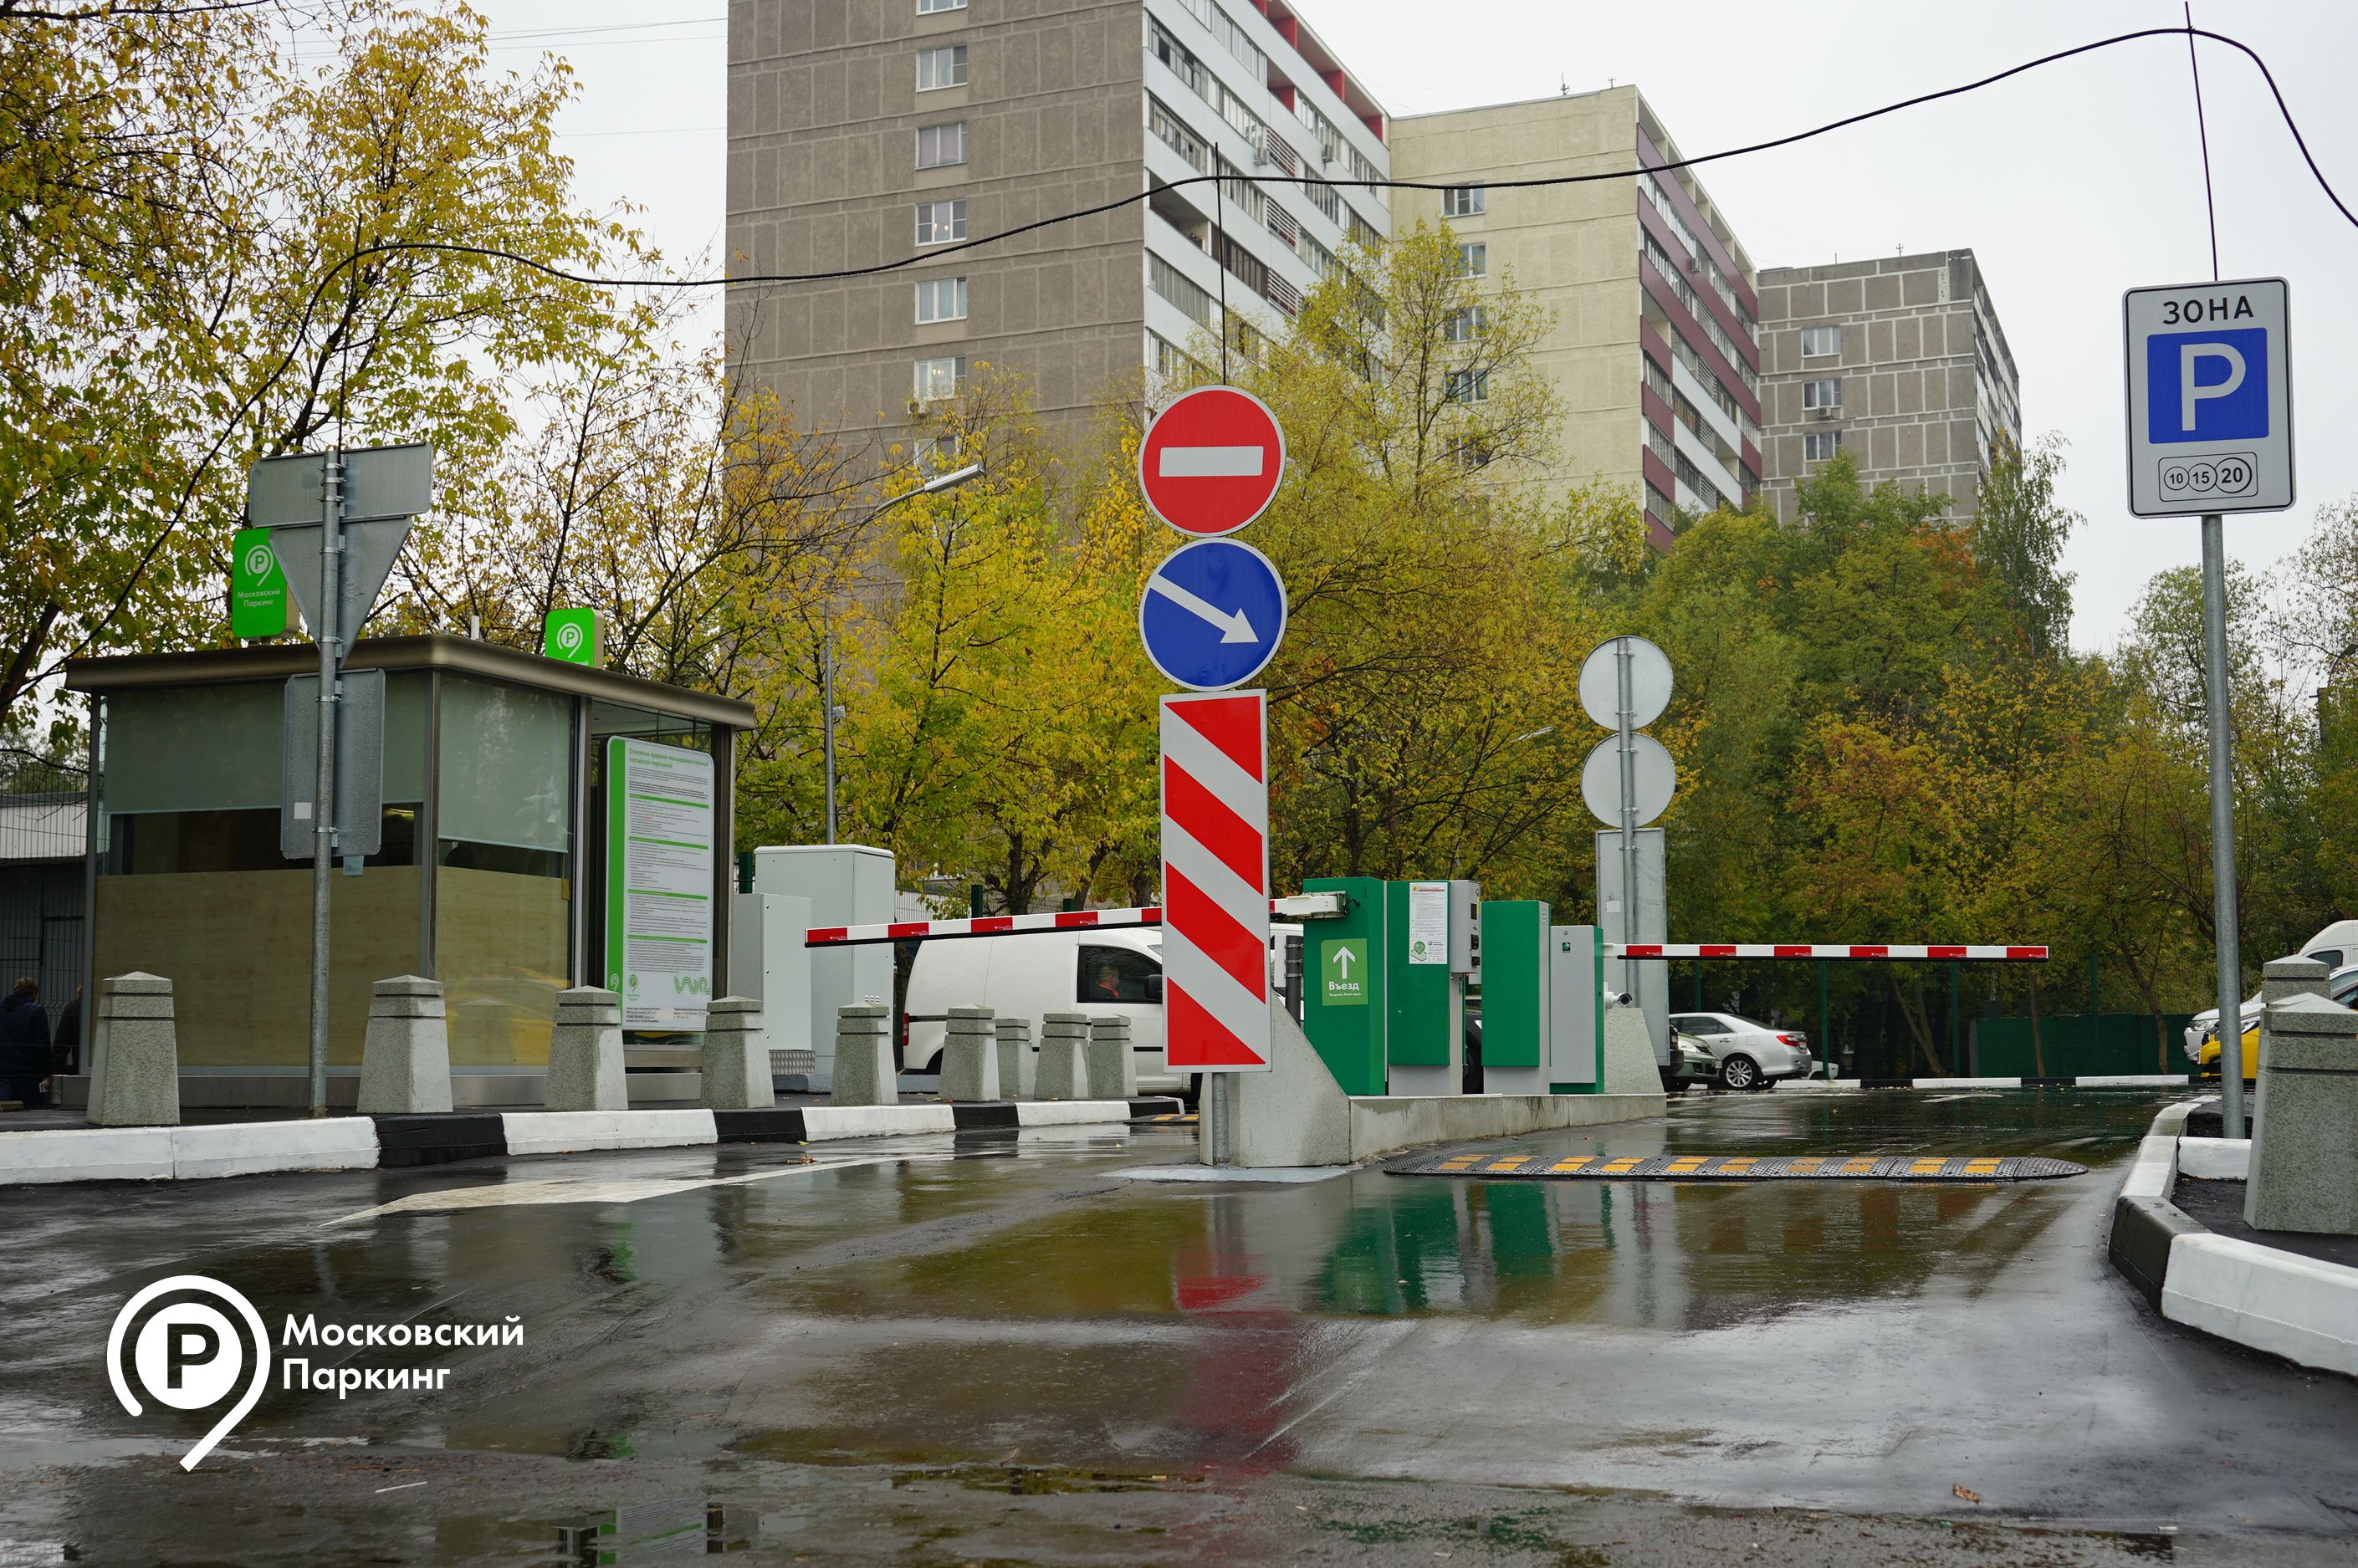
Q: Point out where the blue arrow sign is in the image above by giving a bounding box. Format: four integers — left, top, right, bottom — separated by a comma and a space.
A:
1138, 538, 1286, 691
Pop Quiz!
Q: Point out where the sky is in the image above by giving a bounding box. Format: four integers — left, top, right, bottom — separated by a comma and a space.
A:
479, 0, 2358, 656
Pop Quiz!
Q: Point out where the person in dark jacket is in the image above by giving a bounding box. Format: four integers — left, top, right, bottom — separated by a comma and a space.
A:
0, 978, 51, 1108
50, 985, 82, 1078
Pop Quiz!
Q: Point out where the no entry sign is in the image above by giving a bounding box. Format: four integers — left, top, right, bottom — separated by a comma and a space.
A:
1138, 386, 1286, 536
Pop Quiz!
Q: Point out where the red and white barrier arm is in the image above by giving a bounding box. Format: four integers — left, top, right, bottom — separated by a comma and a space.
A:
804, 892, 1343, 947
1609, 943, 2047, 961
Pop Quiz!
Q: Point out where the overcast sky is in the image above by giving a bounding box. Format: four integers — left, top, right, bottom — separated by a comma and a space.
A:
481, 0, 2358, 654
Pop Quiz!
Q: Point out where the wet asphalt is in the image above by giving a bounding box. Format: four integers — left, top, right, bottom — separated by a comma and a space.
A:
2, 1088, 2354, 1565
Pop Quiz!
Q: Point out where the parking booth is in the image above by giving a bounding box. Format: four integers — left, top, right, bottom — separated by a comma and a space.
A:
61, 634, 753, 1107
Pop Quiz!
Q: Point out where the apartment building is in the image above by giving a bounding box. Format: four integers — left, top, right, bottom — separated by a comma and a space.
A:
724, 0, 1390, 452
1756, 250, 2022, 524
1389, 87, 1762, 549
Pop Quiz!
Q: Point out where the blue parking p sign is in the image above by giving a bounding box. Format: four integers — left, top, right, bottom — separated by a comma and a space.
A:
2125, 280, 2291, 516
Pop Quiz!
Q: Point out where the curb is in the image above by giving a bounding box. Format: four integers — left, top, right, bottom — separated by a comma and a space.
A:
1774, 1073, 2189, 1092
0, 1098, 1182, 1187
2105, 1100, 2358, 1376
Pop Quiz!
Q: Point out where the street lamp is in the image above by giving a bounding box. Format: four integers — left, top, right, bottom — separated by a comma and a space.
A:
823, 462, 985, 842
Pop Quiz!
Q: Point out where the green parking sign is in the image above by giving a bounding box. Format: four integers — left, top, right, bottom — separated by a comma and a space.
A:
229, 528, 290, 638
1322, 938, 1368, 1006
543, 606, 601, 666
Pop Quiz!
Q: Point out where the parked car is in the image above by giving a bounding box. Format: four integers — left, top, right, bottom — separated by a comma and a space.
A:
1662, 1031, 1716, 1093
1667, 1010, 1815, 1090
899, 923, 1302, 1096
2188, 961, 2358, 1080
2187, 918, 2358, 1064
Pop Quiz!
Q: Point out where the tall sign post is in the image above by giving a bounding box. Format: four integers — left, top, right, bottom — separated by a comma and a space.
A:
247, 443, 432, 1116
1578, 636, 1675, 1067
1138, 386, 1287, 1167
2125, 278, 2293, 1139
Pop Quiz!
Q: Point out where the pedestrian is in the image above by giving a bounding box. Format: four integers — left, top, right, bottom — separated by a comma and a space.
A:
52, 984, 83, 1077
0, 977, 50, 1110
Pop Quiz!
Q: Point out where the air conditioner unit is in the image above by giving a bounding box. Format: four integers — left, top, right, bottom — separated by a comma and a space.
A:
908, 399, 927, 416
1812, 406, 1838, 421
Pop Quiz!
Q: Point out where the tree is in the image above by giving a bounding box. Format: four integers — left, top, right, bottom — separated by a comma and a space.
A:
1972, 434, 2081, 656
2, 2, 632, 718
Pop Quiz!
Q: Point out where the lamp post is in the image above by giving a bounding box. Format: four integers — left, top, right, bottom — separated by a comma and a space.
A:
824, 462, 983, 843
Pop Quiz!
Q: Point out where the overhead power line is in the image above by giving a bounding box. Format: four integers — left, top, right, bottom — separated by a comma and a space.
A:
258, 25, 2355, 364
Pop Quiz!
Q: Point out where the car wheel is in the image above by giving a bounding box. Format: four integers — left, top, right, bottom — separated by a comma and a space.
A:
1717, 1055, 1760, 1092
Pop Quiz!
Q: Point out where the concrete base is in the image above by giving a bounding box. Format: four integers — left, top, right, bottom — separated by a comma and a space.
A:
829, 1035, 898, 1106
1036, 1032, 1092, 1101
941, 1009, 1000, 1102
545, 988, 626, 1112
1225, 999, 1665, 1167
86, 973, 180, 1127
1601, 1007, 1661, 1096
356, 979, 453, 1116
995, 1021, 1036, 1100
1084, 1022, 1138, 1100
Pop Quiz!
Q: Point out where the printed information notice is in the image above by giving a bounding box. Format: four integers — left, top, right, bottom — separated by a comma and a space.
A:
604, 738, 714, 1029
1407, 881, 1449, 965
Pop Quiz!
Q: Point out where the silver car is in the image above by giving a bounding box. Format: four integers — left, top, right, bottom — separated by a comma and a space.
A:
1669, 1011, 1815, 1090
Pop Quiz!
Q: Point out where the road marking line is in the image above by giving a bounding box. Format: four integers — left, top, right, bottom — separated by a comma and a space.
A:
325, 1153, 947, 1224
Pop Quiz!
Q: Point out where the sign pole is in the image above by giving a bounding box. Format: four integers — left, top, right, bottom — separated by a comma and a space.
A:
306, 449, 345, 1118
2201, 512, 2245, 1136
1615, 640, 1638, 960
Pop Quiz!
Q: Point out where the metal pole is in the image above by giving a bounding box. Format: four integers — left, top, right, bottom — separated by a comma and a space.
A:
821, 628, 838, 845
1818, 960, 1830, 1079
1614, 639, 1638, 958
306, 450, 345, 1118
2200, 513, 2246, 1136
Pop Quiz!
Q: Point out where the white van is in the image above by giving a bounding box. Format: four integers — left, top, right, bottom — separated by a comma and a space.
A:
899, 924, 1302, 1095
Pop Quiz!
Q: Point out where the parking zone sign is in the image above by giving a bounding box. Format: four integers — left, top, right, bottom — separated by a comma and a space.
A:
2124, 278, 2292, 516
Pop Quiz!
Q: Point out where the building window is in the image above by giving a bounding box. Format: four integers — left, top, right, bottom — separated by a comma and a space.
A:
913, 356, 964, 401
916, 44, 967, 90
1800, 324, 1841, 358
914, 276, 967, 324
1443, 306, 1488, 343
1445, 370, 1488, 404
1645, 480, 1674, 521
1643, 355, 1672, 405
1803, 377, 1841, 410
1148, 253, 1213, 324
1441, 185, 1485, 217
1456, 243, 1486, 278
914, 199, 967, 244
1803, 431, 1842, 462
915, 121, 967, 169
915, 0, 966, 13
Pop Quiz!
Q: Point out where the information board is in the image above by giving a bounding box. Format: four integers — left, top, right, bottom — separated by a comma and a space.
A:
604, 737, 715, 1029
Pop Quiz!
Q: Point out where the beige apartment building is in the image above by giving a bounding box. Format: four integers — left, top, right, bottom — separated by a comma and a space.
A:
724, 0, 1391, 455
1389, 87, 1762, 549
1756, 251, 2022, 524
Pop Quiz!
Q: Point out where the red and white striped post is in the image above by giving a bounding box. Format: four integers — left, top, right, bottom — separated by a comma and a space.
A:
1158, 691, 1272, 1072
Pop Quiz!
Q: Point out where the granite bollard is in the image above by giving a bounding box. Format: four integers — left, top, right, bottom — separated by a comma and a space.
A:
545, 986, 627, 1111
86, 972, 179, 1127
830, 1002, 897, 1106
701, 996, 775, 1110
2247, 990, 2358, 1234
1086, 1014, 1138, 1099
995, 1017, 1036, 1099
940, 1006, 1000, 1101
356, 976, 453, 1114
1036, 1011, 1094, 1100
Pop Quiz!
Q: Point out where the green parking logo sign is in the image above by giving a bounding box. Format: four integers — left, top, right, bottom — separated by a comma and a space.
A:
1322, 939, 1367, 1006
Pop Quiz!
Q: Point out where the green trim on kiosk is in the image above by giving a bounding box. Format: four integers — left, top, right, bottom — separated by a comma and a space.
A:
1301, 876, 1388, 1096
1385, 880, 1454, 1068
1477, 901, 1547, 1070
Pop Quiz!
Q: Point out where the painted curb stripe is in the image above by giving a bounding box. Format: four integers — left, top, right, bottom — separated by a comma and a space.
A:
1387, 1149, 2089, 1182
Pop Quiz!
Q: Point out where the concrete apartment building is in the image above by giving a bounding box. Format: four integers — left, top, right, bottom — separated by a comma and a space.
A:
1755, 251, 2021, 524
724, 0, 1391, 452
1389, 87, 1762, 550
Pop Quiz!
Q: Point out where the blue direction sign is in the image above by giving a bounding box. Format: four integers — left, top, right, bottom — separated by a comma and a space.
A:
1138, 538, 1286, 691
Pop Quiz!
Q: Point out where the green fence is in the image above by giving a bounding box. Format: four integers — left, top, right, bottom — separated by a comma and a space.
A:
1971, 1013, 2196, 1078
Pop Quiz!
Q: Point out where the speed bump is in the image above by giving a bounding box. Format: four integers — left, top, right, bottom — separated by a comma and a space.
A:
1384, 1149, 2086, 1182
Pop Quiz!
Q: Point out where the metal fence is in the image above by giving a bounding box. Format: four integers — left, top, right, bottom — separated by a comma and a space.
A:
0, 749, 89, 1058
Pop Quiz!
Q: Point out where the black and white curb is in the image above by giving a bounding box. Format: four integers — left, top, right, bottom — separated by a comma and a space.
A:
2106, 1101, 2358, 1376
1775, 1074, 2191, 1092
0, 1099, 1182, 1186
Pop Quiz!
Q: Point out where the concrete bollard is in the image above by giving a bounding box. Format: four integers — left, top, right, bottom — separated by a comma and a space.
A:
940, 1006, 1000, 1101
1086, 1014, 1138, 1100
829, 1002, 898, 1106
995, 1017, 1036, 1099
2246, 990, 2358, 1233
1036, 1011, 1094, 1100
545, 986, 627, 1111
356, 976, 453, 1115
2251, 957, 2329, 1135
701, 996, 775, 1110
86, 972, 180, 1127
